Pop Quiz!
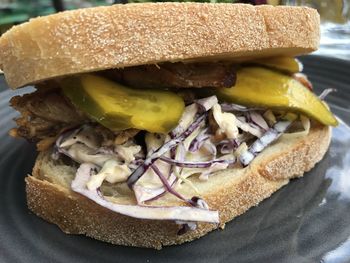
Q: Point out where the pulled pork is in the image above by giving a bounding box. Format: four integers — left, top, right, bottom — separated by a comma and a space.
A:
102, 62, 236, 89
10, 86, 139, 151
10, 87, 88, 147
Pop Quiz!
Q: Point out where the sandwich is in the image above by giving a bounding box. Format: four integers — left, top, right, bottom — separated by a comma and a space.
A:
0, 3, 338, 249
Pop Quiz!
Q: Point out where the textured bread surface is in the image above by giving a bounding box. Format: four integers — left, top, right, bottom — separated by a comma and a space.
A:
26, 123, 331, 249
0, 3, 320, 89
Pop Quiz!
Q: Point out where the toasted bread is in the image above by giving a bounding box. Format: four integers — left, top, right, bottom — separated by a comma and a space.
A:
0, 3, 319, 89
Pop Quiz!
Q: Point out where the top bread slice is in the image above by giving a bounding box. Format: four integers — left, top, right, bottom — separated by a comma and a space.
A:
0, 3, 320, 89
26, 122, 331, 249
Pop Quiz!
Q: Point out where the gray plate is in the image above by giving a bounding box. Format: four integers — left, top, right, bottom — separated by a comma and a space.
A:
0, 56, 350, 263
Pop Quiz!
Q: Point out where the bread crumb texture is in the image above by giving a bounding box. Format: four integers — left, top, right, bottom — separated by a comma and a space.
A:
0, 3, 319, 88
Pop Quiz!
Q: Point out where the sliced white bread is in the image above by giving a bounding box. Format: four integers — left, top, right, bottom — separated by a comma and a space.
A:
0, 3, 319, 89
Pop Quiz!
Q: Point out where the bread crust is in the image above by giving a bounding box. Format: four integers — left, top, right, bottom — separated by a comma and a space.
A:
25, 123, 331, 249
0, 3, 319, 89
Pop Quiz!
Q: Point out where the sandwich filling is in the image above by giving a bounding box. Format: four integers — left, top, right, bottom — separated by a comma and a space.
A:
10, 58, 337, 233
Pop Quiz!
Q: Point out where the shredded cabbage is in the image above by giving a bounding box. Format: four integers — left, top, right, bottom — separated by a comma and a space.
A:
52, 95, 316, 226
280, 115, 310, 139
72, 164, 219, 223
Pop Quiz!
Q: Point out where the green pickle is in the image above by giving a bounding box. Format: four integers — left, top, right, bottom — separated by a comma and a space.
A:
250, 57, 302, 74
216, 67, 338, 126
61, 74, 185, 133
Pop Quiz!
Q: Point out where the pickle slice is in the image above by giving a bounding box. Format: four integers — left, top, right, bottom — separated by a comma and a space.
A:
62, 75, 185, 133
251, 57, 302, 74
216, 67, 338, 126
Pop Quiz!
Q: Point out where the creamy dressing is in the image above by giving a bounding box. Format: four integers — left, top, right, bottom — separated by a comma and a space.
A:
87, 160, 131, 191
67, 144, 116, 166
212, 104, 238, 139
114, 144, 142, 163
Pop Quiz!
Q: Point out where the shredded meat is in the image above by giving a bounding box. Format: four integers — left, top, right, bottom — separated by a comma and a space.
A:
102, 62, 236, 89
10, 86, 139, 151
10, 87, 88, 142
10, 62, 236, 149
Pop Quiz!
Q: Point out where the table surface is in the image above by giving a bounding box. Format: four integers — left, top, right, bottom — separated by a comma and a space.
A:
317, 21, 350, 60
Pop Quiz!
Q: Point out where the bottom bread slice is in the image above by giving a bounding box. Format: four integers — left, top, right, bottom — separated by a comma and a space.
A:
26, 123, 331, 249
